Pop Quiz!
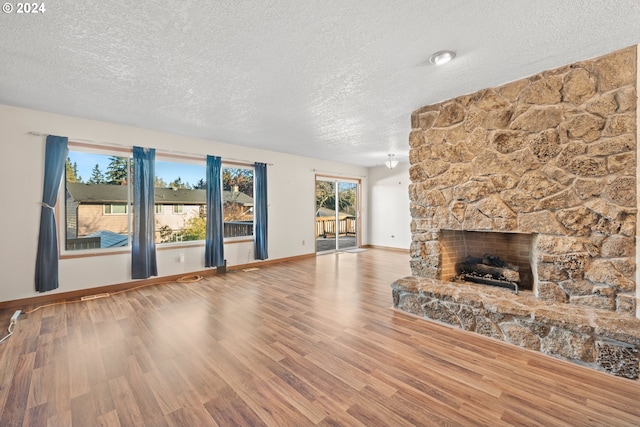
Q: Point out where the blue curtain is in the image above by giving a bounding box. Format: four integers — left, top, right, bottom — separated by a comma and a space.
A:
131, 146, 158, 279
35, 135, 69, 292
205, 155, 225, 267
254, 162, 268, 260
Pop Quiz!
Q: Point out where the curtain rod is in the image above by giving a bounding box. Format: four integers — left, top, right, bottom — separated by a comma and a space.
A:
28, 131, 273, 166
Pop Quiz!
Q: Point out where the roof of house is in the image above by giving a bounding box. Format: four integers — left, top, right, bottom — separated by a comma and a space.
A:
222, 191, 253, 206
85, 230, 129, 248
66, 182, 253, 205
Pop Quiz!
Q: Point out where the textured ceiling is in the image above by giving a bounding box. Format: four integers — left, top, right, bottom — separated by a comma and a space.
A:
1, 1, 639, 167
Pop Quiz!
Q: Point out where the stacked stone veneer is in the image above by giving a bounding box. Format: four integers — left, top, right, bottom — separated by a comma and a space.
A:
392, 46, 640, 378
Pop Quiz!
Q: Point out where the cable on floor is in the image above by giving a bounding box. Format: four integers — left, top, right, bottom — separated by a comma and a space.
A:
0, 276, 206, 344
0, 317, 17, 344
22, 274, 206, 315
176, 275, 204, 283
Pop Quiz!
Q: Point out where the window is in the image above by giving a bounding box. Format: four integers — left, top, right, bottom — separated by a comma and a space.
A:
104, 204, 128, 215
155, 158, 206, 244
61, 144, 259, 254
64, 148, 131, 251
222, 166, 254, 239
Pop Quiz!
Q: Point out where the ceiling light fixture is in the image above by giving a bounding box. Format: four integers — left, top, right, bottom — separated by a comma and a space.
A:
429, 50, 456, 65
385, 154, 399, 169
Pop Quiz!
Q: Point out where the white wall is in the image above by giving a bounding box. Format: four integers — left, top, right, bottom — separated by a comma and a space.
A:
0, 104, 368, 302
367, 163, 412, 250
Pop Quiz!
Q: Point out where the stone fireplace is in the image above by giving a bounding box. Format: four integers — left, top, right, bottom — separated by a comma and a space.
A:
392, 45, 640, 378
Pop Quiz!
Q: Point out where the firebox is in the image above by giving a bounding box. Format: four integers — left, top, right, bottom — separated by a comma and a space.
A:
439, 229, 534, 292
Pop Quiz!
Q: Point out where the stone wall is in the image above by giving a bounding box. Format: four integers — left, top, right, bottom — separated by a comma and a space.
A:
408, 46, 637, 315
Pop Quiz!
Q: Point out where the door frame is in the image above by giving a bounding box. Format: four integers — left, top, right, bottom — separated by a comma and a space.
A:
314, 174, 361, 253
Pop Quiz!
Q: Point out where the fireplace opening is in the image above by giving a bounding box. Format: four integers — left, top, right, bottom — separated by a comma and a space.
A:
439, 230, 534, 291
458, 253, 522, 293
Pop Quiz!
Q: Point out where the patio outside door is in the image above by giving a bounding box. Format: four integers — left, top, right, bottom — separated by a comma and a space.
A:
315, 177, 359, 253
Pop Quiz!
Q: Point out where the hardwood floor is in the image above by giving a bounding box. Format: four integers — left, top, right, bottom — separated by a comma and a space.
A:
1, 249, 639, 426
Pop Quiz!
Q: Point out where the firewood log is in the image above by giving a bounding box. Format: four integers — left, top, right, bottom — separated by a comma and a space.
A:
460, 261, 520, 283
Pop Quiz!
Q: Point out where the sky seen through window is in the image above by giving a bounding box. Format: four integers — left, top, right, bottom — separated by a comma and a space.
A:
68, 151, 206, 186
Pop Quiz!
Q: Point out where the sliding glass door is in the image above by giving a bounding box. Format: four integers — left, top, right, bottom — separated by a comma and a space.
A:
315, 177, 359, 253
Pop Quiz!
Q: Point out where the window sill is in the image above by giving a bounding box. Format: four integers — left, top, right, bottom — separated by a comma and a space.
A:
157, 241, 204, 250
224, 237, 253, 244
60, 238, 251, 259
60, 249, 130, 259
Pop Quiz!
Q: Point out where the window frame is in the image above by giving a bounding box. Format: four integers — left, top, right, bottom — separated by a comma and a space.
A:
103, 203, 129, 215
222, 163, 255, 242
58, 143, 259, 258
154, 154, 207, 247
59, 143, 133, 258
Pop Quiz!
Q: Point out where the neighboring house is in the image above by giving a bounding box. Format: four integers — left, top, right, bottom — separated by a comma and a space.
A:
65, 182, 253, 247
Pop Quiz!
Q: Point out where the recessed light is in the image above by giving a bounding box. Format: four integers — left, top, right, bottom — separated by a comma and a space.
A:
429, 50, 456, 65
